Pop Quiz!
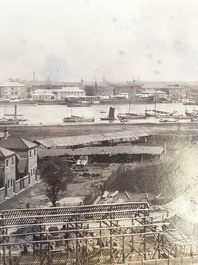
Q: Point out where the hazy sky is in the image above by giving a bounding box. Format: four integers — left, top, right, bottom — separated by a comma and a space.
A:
1, 0, 198, 82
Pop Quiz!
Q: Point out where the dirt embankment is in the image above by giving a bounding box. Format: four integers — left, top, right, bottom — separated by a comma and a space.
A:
4, 122, 198, 141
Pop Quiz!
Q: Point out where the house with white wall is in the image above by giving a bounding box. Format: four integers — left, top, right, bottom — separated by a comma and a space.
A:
0, 137, 38, 185
0, 147, 16, 200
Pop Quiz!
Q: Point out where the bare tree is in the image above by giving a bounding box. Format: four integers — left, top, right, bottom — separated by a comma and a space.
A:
40, 157, 72, 207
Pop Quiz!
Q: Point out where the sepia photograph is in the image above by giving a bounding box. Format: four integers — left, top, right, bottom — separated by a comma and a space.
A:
0, 0, 198, 264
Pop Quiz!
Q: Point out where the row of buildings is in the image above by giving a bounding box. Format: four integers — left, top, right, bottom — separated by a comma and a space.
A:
1, 79, 198, 102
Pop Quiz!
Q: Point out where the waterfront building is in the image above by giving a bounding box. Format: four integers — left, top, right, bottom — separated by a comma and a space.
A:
85, 80, 142, 97
0, 80, 28, 99
184, 84, 198, 100
142, 82, 186, 101
142, 89, 169, 102
53, 87, 86, 100
31, 89, 56, 101
165, 84, 186, 101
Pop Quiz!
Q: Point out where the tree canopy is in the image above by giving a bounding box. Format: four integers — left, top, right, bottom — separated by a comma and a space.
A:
40, 157, 73, 207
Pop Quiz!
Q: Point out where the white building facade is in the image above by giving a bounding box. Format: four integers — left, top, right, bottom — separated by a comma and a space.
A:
0, 80, 28, 99
53, 87, 86, 100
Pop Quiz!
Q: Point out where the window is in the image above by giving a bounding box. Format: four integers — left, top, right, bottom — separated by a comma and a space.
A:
30, 151, 32, 158
34, 149, 36, 155
31, 169, 33, 176
6, 159, 8, 167
8, 180, 9, 188
11, 157, 14, 165
11, 179, 13, 187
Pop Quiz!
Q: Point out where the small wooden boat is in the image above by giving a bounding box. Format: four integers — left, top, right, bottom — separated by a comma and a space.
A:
63, 115, 95, 123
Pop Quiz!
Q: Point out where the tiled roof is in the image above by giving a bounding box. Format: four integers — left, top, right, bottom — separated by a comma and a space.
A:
0, 147, 15, 158
35, 130, 148, 149
38, 145, 164, 158
0, 137, 37, 150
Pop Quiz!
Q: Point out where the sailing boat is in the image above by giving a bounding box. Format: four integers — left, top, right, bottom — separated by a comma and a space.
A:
4, 104, 27, 122
100, 107, 116, 121
117, 80, 146, 120
63, 105, 95, 122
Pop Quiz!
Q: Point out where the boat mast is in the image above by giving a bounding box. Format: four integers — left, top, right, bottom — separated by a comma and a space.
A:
15, 104, 17, 119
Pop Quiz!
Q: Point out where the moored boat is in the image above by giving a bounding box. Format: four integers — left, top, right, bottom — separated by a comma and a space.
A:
63, 115, 95, 123
159, 118, 178, 123
67, 102, 91, 107
183, 99, 198, 105
100, 107, 117, 121
4, 105, 27, 122
117, 113, 146, 120
0, 118, 19, 125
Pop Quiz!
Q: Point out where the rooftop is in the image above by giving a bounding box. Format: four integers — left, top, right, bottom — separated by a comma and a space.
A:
35, 130, 149, 149
57, 87, 85, 92
0, 146, 15, 158
38, 145, 164, 158
0, 137, 37, 150
143, 83, 183, 90
32, 89, 54, 96
0, 81, 25, 87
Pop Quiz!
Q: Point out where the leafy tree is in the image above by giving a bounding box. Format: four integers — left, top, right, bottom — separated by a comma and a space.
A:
40, 157, 73, 207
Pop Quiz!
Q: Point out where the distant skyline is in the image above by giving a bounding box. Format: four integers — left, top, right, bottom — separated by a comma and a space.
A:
1, 0, 198, 82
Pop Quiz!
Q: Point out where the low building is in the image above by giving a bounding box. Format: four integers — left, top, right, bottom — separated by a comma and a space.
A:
31, 89, 56, 101
34, 130, 149, 149
38, 145, 165, 163
53, 87, 86, 100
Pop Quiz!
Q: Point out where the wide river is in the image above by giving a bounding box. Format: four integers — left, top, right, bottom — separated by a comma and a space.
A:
0, 102, 196, 126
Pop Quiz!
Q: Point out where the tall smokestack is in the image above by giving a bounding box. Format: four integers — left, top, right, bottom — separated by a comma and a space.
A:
33, 72, 35, 83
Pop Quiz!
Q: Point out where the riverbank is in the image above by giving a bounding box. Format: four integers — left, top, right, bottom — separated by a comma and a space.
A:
4, 122, 198, 141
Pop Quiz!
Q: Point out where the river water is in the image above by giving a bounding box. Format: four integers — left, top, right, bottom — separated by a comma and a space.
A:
0, 102, 196, 126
